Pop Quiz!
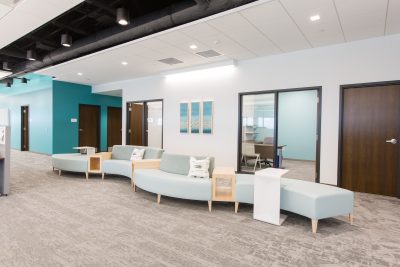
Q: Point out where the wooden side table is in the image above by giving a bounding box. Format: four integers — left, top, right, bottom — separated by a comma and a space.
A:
87, 155, 103, 180
212, 167, 236, 202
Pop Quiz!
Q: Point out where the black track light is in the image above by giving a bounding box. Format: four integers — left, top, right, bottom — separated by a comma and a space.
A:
27, 49, 37, 61
21, 77, 28, 84
2, 62, 11, 71
116, 7, 129, 25
5, 80, 12, 87
61, 33, 72, 47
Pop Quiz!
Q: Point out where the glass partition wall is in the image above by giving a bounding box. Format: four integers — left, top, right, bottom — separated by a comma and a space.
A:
126, 100, 163, 148
239, 88, 321, 182
240, 93, 276, 173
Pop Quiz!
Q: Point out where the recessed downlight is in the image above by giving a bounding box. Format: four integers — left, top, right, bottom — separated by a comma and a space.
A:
310, 14, 320, 22
77, 72, 83, 76
190, 44, 198, 50
121, 61, 128, 66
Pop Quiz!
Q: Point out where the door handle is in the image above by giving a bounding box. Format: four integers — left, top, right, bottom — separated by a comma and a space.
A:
79, 129, 83, 132
386, 138, 397, 144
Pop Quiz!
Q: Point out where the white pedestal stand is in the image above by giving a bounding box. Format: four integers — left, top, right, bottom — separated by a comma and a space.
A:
254, 168, 289, 225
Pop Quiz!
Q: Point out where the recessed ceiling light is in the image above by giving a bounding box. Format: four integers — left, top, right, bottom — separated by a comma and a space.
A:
190, 44, 198, 50
310, 15, 320, 22
121, 61, 128, 66
77, 72, 83, 76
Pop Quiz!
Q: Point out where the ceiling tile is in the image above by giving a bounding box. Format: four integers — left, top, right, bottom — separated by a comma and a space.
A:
280, 0, 344, 47
208, 13, 280, 56
334, 0, 387, 41
386, 0, 400, 35
241, 1, 310, 52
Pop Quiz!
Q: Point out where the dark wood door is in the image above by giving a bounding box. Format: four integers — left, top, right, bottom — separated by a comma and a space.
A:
128, 103, 144, 146
21, 106, 29, 151
79, 104, 100, 151
341, 84, 400, 197
107, 107, 122, 148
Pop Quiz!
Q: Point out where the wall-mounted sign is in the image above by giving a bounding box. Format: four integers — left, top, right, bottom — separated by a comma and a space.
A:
0, 126, 5, 145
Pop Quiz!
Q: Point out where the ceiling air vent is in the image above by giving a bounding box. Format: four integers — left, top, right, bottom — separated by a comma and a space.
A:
158, 57, 183, 65
196, 50, 222, 58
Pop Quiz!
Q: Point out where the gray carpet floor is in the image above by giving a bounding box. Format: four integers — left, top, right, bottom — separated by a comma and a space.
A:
0, 150, 400, 266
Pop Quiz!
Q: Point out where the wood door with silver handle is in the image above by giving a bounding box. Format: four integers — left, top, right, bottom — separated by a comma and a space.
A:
386, 138, 397, 144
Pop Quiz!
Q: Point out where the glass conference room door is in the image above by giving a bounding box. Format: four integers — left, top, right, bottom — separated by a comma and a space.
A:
239, 93, 276, 173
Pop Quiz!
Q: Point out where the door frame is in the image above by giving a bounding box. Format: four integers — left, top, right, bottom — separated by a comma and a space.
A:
78, 104, 101, 152
238, 86, 322, 183
338, 80, 400, 197
20, 105, 29, 151
107, 106, 122, 149
126, 99, 164, 148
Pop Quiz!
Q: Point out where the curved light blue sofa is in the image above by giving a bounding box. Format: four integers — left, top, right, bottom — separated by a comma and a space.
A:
134, 153, 215, 210
102, 145, 164, 179
52, 153, 89, 178
235, 174, 354, 233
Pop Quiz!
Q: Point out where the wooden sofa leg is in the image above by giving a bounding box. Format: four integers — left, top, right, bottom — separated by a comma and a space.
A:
85, 172, 89, 180
312, 219, 318, 234
102, 173, 105, 180
58, 170, 62, 176
235, 202, 239, 213
157, 194, 161, 204
349, 213, 354, 225
208, 201, 212, 212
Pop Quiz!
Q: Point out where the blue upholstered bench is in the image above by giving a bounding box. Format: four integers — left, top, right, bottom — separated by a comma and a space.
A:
235, 174, 354, 233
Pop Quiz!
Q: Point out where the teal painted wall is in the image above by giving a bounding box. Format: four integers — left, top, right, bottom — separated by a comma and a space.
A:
0, 75, 53, 154
52, 81, 122, 154
278, 90, 318, 161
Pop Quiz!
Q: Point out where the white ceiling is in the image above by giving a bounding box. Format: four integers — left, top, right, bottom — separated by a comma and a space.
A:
0, 0, 84, 49
36, 0, 400, 87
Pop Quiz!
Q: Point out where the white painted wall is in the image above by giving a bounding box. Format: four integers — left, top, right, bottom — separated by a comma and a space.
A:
94, 34, 400, 185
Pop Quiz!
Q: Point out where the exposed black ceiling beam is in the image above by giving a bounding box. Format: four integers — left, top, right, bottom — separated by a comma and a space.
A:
52, 21, 89, 36
0, 48, 26, 60
27, 36, 58, 49
85, 0, 116, 16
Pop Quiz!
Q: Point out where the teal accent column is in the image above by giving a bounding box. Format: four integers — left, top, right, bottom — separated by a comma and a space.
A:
52, 81, 121, 154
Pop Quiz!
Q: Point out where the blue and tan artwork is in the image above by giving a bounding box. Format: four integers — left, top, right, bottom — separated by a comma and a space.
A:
190, 101, 200, 134
202, 101, 213, 134
180, 102, 189, 133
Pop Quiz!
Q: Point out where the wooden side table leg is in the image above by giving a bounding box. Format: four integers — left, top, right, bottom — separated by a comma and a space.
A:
157, 194, 161, 204
102, 173, 105, 180
208, 201, 212, 212
235, 202, 239, 213
85, 172, 88, 180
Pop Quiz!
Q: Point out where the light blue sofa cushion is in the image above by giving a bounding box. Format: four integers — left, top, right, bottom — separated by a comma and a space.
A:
235, 174, 354, 220
111, 145, 143, 160
134, 169, 212, 201
143, 147, 164, 160
103, 159, 132, 178
159, 153, 215, 176
280, 178, 354, 220
235, 174, 255, 204
52, 153, 88, 173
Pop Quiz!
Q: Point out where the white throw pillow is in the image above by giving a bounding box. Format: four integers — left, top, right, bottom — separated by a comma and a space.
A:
188, 157, 210, 179
130, 148, 145, 161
